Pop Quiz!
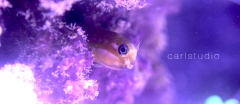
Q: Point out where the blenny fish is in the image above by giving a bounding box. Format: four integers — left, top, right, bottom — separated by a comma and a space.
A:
83, 26, 138, 70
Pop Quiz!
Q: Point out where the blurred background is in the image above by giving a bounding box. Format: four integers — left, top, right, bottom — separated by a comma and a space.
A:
0, 0, 240, 104
163, 0, 240, 103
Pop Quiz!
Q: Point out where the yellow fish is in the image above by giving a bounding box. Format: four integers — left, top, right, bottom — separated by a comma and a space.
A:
83, 27, 138, 70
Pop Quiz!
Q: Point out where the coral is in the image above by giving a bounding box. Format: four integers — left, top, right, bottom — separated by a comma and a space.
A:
114, 0, 147, 10
30, 23, 98, 103
0, 0, 178, 104
39, 0, 81, 18
0, 0, 12, 9
0, 63, 38, 104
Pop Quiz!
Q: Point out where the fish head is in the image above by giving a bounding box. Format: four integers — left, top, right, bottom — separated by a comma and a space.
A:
93, 36, 137, 70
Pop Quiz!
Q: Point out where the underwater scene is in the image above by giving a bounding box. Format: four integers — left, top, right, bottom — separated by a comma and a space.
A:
0, 0, 239, 104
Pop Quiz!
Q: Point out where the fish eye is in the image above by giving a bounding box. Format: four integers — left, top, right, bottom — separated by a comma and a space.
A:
118, 44, 128, 56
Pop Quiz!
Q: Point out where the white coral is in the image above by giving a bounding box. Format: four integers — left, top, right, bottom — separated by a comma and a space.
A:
0, 0, 12, 8
115, 0, 147, 10
39, 0, 81, 18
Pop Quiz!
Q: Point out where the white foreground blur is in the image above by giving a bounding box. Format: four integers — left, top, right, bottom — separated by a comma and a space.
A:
0, 63, 38, 104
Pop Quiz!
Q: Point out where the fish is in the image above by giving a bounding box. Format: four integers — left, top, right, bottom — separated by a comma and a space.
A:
82, 26, 138, 70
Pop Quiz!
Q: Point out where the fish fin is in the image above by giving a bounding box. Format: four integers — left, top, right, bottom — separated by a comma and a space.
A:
135, 42, 140, 51
93, 62, 103, 67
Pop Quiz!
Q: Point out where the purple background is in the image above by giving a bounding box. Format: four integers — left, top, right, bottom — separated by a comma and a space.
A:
163, 0, 240, 103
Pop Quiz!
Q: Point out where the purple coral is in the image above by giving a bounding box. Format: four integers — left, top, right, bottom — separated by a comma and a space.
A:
30, 24, 98, 103
0, 0, 177, 104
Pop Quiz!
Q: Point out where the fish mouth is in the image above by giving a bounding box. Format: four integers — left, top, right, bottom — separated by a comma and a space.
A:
124, 59, 134, 69
126, 64, 134, 69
